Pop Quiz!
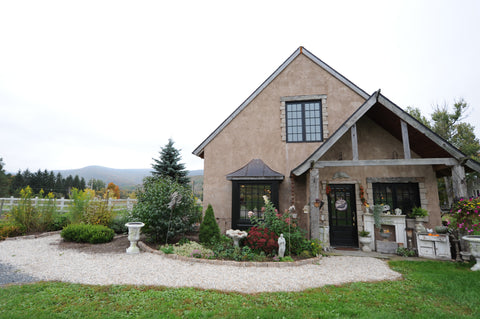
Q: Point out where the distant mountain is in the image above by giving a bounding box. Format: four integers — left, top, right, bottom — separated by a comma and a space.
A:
54, 166, 203, 188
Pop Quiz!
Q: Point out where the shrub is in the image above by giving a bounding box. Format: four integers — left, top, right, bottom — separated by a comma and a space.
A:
159, 241, 214, 258
10, 187, 61, 233
0, 221, 25, 240
82, 199, 114, 227
199, 204, 220, 244
160, 245, 175, 254
245, 226, 278, 255
308, 238, 323, 256
61, 224, 114, 244
397, 247, 416, 257
68, 188, 94, 224
280, 256, 294, 262
249, 196, 307, 255
109, 210, 130, 234
446, 197, 480, 234
130, 177, 201, 243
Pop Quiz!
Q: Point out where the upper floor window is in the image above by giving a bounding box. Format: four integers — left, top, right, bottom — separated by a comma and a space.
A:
286, 100, 322, 142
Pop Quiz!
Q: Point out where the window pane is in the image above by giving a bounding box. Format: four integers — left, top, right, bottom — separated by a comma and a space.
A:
286, 100, 322, 142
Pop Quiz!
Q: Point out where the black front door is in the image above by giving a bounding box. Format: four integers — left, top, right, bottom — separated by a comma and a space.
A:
328, 184, 358, 247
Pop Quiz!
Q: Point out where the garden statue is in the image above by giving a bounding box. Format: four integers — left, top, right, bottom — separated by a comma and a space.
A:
278, 234, 286, 258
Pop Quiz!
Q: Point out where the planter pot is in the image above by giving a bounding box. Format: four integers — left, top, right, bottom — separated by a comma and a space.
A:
125, 222, 145, 254
463, 235, 480, 271
415, 216, 429, 223
435, 226, 448, 234
358, 236, 372, 252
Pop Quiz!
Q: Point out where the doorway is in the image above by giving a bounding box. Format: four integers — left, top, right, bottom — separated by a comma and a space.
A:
328, 184, 358, 247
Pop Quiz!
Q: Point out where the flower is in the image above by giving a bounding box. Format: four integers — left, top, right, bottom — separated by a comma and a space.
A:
263, 195, 269, 203
447, 196, 480, 233
247, 211, 254, 218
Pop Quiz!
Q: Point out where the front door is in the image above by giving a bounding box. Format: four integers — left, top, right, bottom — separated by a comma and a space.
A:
328, 184, 358, 247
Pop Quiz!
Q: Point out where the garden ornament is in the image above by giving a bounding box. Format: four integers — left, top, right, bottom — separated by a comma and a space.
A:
278, 234, 286, 258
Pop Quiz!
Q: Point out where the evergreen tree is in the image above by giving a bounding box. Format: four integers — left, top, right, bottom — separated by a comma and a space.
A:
152, 139, 189, 186
199, 204, 220, 244
0, 158, 10, 197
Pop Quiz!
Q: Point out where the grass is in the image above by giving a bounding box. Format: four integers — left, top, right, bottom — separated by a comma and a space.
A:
1, 260, 479, 318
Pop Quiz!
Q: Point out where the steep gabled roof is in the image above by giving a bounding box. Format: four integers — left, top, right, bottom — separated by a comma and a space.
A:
193, 46, 370, 158
291, 90, 480, 176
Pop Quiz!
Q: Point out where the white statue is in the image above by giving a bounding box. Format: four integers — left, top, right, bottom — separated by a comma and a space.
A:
278, 234, 286, 258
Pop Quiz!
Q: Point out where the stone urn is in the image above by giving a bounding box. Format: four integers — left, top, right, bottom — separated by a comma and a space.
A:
125, 222, 145, 254
226, 229, 248, 247
359, 236, 372, 252
463, 235, 480, 271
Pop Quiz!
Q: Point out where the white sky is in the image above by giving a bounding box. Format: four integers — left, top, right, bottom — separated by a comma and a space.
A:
1, 0, 479, 173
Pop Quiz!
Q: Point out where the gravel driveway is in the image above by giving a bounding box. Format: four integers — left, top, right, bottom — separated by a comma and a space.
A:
0, 234, 401, 293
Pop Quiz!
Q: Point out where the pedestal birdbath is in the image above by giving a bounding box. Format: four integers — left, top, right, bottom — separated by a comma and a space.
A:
125, 222, 145, 254
226, 229, 248, 247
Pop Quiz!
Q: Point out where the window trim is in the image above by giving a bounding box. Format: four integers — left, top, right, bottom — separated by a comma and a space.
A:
285, 100, 323, 143
372, 182, 421, 215
280, 94, 328, 142
231, 180, 280, 230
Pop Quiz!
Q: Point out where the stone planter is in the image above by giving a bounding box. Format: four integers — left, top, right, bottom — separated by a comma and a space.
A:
463, 235, 480, 271
358, 236, 372, 252
125, 222, 145, 254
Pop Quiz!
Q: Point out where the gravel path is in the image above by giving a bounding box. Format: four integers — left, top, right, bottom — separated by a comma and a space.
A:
0, 234, 402, 293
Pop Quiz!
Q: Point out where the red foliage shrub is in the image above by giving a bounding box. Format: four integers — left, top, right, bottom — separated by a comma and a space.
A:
246, 226, 278, 255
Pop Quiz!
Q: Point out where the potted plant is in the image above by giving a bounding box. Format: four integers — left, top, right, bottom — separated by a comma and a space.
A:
358, 230, 372, 252
372, 204, 383, 229
411, 207, 429, 222
446, 197, 480, 271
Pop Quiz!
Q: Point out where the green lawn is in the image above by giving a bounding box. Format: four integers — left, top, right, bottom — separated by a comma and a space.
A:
1, 260, 479, 318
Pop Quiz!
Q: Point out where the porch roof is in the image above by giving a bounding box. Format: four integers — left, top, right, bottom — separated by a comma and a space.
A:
226, 159, 284, 181
292, 90, 480, 176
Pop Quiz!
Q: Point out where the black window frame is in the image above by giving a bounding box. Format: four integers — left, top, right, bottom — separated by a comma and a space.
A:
285, 100, 323, 143
231, 180, 280, 230
372, 183, 420, 216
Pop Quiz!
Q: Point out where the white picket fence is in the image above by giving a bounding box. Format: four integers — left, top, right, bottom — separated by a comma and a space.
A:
0, 196, 137, 214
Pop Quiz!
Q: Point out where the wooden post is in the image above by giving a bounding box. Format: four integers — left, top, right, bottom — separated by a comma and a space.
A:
310, 168, 320, 240
401, 120, 411, 159
443, 176, 454, 207
452, 165, 467, 198
351, 124, 358, 161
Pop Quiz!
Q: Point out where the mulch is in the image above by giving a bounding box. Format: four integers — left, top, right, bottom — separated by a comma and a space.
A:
55, 235, 131, 254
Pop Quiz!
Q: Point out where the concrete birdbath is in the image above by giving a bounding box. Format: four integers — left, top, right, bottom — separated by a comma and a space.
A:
226, 229, 248, 247
125, 222, 145, 254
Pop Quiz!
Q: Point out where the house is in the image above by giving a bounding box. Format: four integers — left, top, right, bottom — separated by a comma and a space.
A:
193, 46, 480, 250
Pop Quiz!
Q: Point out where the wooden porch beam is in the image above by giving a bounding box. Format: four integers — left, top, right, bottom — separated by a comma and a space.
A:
401, 120, 411, 159
351, 124, 359, 161
314, 158, 458, 168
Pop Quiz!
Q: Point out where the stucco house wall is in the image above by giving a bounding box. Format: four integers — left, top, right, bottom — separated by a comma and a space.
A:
202, 53, 365, 232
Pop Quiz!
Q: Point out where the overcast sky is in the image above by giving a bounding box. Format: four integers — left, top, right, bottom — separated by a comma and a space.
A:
1, 0, 479, 173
